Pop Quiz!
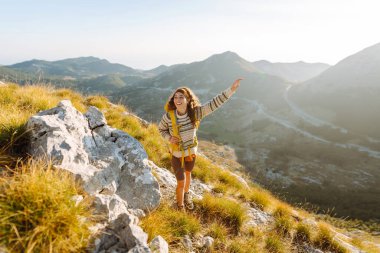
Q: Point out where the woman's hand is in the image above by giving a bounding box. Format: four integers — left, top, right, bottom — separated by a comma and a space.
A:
169, 136, 180, 144
231, 78, 243, 92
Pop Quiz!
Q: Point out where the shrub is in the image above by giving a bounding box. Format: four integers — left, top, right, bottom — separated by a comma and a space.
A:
0, 159, 94, 252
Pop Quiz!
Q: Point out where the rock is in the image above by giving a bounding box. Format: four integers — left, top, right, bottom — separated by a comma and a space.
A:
128, 208, 146, 218
149, 236, 168, 253
182, 235, 193, 251
96, 213, 149, 252
201, 236, 214, 248
92, 194, 129, 221
301, 243, 324, 253
127, 246, 151, 253
71, 195, 84, 206
85, 106, 107, 129
244, 203, 273, 228
27, 100, 161, 213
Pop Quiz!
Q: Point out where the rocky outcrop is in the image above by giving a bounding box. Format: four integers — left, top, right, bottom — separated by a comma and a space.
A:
27, 100, 162, 252
27, 100, 160, 213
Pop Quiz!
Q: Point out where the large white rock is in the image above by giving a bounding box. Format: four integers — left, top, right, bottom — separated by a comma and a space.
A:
27, 100, 161, 213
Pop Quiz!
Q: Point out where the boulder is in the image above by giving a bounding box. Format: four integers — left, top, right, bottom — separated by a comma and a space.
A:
27, 100, 161, 213
149, 236, 168, 253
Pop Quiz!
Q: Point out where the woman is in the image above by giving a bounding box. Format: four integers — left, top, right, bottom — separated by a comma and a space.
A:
158, 78, 242, 211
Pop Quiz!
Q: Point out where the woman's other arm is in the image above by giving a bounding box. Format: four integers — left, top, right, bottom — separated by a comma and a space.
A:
158, 113, 171, 141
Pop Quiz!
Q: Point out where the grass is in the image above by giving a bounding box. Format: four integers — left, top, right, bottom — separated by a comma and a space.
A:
274, 216, 293, 237
239, 187, 272, 210
0, 159, 94, 253
313, 224, 348, 253
140, 202, 201, 244
265, 235, 285, 253
195, 194, 246, 235
272, 204, 292, 218
207, 222, 228, 242
293, 222, 312, 243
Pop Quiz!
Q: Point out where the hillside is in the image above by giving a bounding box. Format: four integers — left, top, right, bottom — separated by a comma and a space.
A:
289, 42, 380, 138
1, 83, 379, 252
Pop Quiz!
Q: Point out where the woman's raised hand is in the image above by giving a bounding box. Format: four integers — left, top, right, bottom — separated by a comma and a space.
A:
169, 136, 180, 144
231, 78, 243, 92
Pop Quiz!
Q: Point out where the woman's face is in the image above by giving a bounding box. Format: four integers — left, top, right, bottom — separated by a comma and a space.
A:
173, 92, 188, 111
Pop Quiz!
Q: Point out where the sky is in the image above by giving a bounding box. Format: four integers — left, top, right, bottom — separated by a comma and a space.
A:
1, 0, 380, 70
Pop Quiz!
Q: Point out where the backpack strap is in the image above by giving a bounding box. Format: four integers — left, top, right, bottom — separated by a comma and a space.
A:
168, 110, 199, 168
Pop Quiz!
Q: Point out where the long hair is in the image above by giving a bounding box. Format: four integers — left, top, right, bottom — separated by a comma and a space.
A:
167, 87, 201, 127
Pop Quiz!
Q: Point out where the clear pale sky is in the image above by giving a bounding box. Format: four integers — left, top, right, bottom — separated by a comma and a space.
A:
1, 0, 380, 70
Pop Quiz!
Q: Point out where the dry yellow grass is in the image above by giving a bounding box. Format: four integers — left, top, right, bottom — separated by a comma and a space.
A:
0, 159, 94, 253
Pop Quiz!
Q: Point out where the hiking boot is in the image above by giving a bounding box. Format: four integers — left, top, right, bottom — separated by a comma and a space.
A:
173, 202, 186, 212
184, 192, 194, 210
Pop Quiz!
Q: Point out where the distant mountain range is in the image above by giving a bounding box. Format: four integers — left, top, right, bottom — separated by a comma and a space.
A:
252, 60, 330, 83
8, 56, 138, 78
1, 53, 329, 94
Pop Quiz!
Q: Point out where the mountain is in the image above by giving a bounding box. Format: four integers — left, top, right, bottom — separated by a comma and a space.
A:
143, 64, 170, 76
7, 56, 141, 79
289, 42, 380, 138
252, 60, 330, 83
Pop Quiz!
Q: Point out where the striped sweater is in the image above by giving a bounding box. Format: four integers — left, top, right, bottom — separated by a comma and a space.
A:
158, 87, 235, 158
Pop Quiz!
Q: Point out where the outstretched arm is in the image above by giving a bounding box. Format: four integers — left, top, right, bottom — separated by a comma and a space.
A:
196, 78, 243, 120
